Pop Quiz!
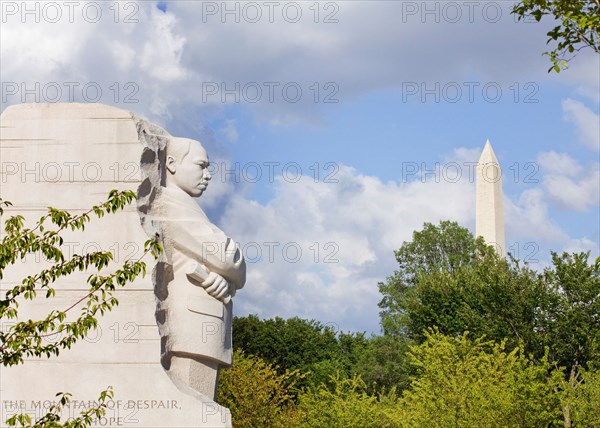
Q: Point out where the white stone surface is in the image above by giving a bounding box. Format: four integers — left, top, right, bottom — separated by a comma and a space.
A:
141, 132, 246, 404
475, 140, 505, 257
0, 103, 234, 427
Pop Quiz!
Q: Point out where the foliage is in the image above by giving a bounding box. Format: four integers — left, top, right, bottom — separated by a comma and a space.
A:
378, 220, 478, 336
541, 252, 600, 373
378, 222, 600, 380
217, 349, 305, 428
0, 191, 161, 427
232, 314, 370, 392
398, 250, 547, 356
399, 330, 563, 428
233, 315, 414, 394
512, 0, 600, 72
352, 334, 413, 394
5, 388, 115, 428
562, 366, 600, 427
227, 221, 599, 426
296, 374, 398, 428
233, 315, 340, 374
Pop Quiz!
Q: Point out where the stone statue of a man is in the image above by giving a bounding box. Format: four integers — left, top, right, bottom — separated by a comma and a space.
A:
153, 137, 246, 402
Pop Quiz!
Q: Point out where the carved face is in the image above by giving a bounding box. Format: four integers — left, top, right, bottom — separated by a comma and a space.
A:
167, 139, 211, 197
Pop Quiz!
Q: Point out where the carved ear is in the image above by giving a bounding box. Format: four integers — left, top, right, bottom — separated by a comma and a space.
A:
166, 155, 177, 174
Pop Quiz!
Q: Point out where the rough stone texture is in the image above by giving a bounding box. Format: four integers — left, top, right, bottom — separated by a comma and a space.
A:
140, 128, 246, 404
476, 140, 505, 257
0, 103, 231, 427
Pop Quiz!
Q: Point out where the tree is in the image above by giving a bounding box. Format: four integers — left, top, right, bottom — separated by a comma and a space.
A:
398, 250, 548, 357
0, 191, 161, 427
378, 222, 600, 377
217, 349, 304, 428
296, 374, 398, 428
378, 221, 481, 336
562, 366, 600, 427
399, 330, 563, 428
233, 315, 343, 378
512, 0, 600, 72
540, 252, 600, 373
352, 334, 413, 394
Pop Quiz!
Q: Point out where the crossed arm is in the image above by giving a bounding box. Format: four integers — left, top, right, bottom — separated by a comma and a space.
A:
165, 220, 246, 303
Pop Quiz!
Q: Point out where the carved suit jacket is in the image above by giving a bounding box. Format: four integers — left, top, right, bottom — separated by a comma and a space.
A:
153, 186, 246, 366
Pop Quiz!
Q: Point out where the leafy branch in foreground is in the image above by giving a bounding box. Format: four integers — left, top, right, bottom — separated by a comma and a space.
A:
0, 190, 162, 427
5, 388, 115, 428
512, 0, 600, 72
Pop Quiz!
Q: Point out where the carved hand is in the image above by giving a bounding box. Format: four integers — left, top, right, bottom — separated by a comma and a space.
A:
201, 272, 231, 303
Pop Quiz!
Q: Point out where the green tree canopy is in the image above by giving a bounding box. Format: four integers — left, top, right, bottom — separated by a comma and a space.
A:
218, 349, 304, 428
399, 330, 563, 428
378, 220, 481, 336
233, 315, 345, 375
378, 221, 600, 378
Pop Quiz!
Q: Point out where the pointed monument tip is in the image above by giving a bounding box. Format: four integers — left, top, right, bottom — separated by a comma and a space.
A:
479, 139, 498, 163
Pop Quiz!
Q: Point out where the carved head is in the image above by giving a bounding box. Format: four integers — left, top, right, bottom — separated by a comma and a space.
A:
165, 137, 211, 197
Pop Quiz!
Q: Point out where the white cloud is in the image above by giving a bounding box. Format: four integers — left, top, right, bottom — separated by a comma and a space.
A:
3, 1, 596, 124
562, 98, 600, 151
504, 188, 569, 245
139, 8, 188, 82
564, 52, 600, 104
543, 173, 600, 211
0, 2, 195, 121
537, 151, 600, 211
537, 151, 583, 177
216, 161, 474, 332
563, 237, 600, 256
206, 143, 596, 331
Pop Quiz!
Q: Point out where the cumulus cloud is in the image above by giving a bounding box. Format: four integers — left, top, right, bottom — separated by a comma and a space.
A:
139, 9, 188, 82
200, 143, 593, 332
0, 2, 196, 121
537, 151, 599, 211
503, 149, 598, 266
537, 151, 583, 177
215, 160, 474, 332
563, 237, 600, 256
2, 1, 596, 332
505, 188, 569, 245
562, 99, 600, 151
211, 146, 593, 331
2, 1, 593, 125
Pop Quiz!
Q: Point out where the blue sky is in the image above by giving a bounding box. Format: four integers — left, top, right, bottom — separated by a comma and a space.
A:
1, 0, 598, 334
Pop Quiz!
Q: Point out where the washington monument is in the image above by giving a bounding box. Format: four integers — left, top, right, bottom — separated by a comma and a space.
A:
476, 140, 505, 257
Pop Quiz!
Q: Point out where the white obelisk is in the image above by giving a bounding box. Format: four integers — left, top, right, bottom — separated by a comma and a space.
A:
476, 140, 505, 256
